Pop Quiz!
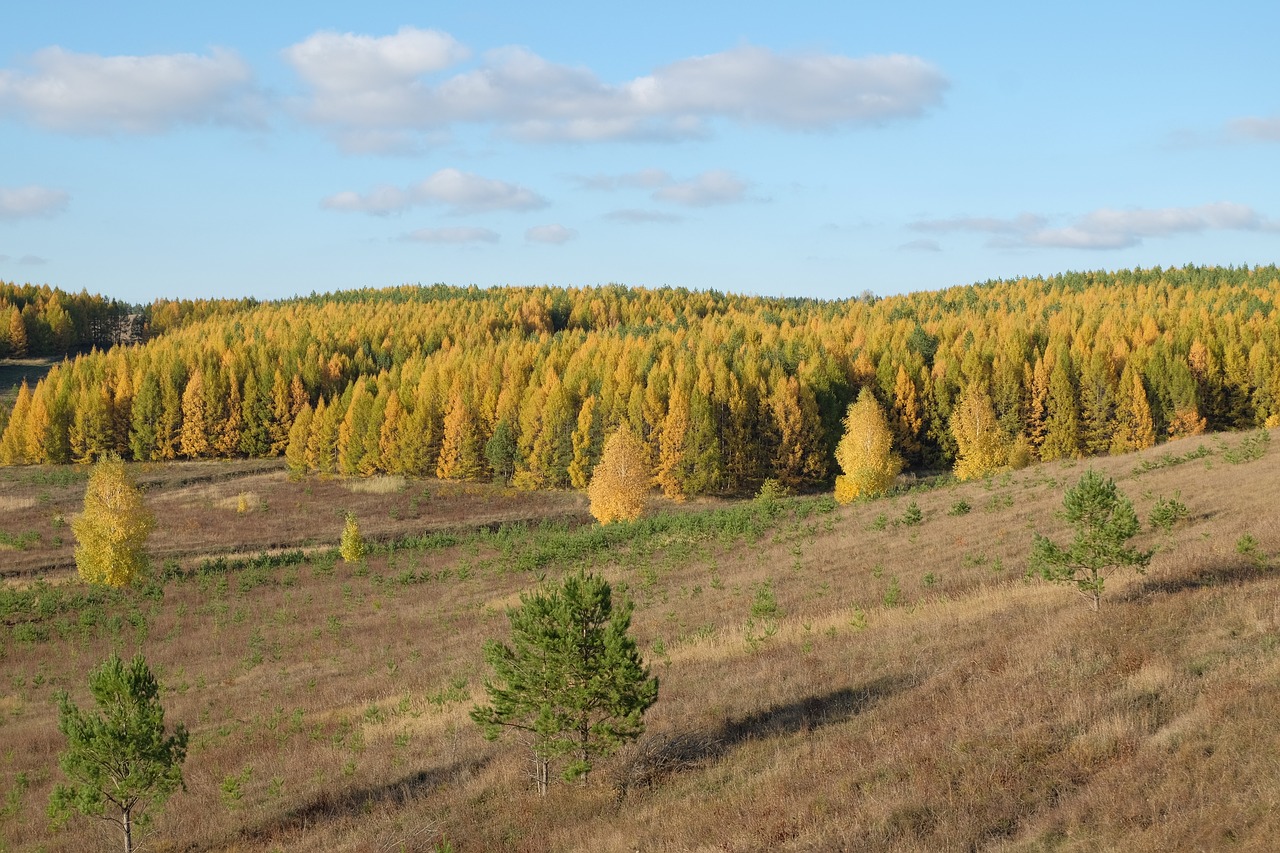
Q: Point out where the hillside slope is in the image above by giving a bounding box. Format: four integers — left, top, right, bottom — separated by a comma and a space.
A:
0, 430, 1276, 851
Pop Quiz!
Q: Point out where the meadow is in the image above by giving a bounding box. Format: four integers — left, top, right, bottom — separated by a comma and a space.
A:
0, 429, 1277, 851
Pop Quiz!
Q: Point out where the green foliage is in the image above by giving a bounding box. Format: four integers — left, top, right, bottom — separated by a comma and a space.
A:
1148, 493, 1189, 531
1236, 534, 1268, 569
339, 512, 366, 563
947, 499, 971, 517
49, 654, 188, 853
1223, 429, 1271, 464
900, 501, 923, 527
1030, 470, 1152, 610
750, 580, 779, 619
471, 570, 658, 793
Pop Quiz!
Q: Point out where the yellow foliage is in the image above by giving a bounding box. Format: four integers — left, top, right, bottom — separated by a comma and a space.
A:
951, 383, 1009, 481
833, 388, 902, 504
340, 512, 366, 563
587, 426, 651, 524
71, 457, 154, 587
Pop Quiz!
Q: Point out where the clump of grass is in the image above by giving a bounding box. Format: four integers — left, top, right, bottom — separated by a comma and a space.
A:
346, 475, 409, 495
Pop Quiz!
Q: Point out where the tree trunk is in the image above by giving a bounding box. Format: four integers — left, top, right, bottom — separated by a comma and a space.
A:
122, 805, 133, 853
536, 756, 549, 797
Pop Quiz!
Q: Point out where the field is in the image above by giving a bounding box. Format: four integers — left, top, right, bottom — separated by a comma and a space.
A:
1, 431, 1278, 851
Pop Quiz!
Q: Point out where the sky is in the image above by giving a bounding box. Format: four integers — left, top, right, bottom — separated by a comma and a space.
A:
1, 1, 1278, 304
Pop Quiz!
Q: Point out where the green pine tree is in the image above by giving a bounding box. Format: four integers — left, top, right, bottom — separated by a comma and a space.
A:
471, 570, 658, 794
49, 653, 188, 853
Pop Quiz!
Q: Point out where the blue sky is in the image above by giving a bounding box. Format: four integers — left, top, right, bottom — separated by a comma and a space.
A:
2, 1, 1278, 304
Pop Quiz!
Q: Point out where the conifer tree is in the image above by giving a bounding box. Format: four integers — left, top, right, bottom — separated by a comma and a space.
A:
471, 570, 658, 794
950, 383, 1009, 481
1040, 356, 1081, 460
586, 426, 651, 524
890, 364, 923, 463
50, 653, 188, 853
71, 456, 154, 587
484, 419, 519, 484
1111, 369, 1156, 454
436, 383, 486, 480
655, 384, 693, 499
339, 512, 365, 563
6, 305, 27, 357
567, 395, 602, 490
1031, 469, 1151, 610
178, 370, 210, 458
284, 402, 313, 478
129, 373, 162, 462
0, 381, 33, 464
834, 387, 902, 503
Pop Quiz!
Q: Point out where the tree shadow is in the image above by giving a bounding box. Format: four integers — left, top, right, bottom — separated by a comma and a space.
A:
613, 673, 909, 798
1123, 557, 1273, 600
221, 754, 488, 849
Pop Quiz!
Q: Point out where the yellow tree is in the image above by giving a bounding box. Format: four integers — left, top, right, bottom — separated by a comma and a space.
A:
436, 382, 486, 480
655, 384, 692, 500
0, 381, 34, 464
567, 395, 601, 490
890, 364, 923, 462
1111, 368, 1156, 455
833, 387, 902, 504
586, 426, 651, 524
950, 382, 1008, 481
178, 370, 210, 458
71, 457, 155, 587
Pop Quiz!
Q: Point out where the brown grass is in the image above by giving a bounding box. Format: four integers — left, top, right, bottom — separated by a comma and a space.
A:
0, 430, 1277, 851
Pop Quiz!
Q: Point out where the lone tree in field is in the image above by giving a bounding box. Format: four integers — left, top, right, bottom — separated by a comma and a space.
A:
339, 511, 366, 563
586, 426, 651, 524
49, 653, 189, 853
1030, 469, 1152, 610
72, 456, 154, 587
471, 570, 658, 794
834, 387, 902, 504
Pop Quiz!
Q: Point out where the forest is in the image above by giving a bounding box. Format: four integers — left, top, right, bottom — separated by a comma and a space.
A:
1, 265, 1278, 496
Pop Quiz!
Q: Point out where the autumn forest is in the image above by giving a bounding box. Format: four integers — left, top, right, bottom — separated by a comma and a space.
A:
2, 265, 1279, 493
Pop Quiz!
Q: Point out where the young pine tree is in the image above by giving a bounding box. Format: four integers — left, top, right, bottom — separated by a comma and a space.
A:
1030, 469, 1152, 610
50, 653, 188, 853
471, 570, 658, 794
834, 387, 903, 504
71, 456, 154, 587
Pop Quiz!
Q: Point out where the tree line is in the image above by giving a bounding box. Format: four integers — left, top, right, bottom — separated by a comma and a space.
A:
2, 266, 1279, 493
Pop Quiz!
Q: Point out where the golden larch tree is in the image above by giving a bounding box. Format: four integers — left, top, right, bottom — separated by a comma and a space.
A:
178, 370, 210, 458
950, 383, 1008, 481
71, 456, 155, 587
834, 387, 903, 504
587, 426, 651, 524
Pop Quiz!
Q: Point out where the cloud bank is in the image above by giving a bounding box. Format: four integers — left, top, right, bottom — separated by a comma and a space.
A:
911, 203, 1274, 250
0, 47, 258, 133
284, 28, 947, 147
323, 168, 547, 216
0, 185, 69, 220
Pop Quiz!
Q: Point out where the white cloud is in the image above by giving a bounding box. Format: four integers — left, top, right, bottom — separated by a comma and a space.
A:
653, 170, 748, 206
0, 185, 69, 220
604, 208, 682, 224
284, 30, 947, 146
402, 226, 499, 244
322, 168, 547, 216
911, 203, 1274, 250
574, 168, 673, 191
526, 224, 577, 244
19, 254, 48, 265
0, 46, 258, 133
1227, 115, 1280, 142
898, 239, 941, 252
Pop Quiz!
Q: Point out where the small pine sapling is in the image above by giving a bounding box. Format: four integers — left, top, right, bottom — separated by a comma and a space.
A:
1030, 470, 1152, 610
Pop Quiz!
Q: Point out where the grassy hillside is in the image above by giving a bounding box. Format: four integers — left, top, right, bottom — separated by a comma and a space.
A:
0, 430, 1277, 851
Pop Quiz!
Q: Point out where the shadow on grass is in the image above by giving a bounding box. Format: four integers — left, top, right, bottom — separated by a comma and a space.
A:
613, 673, 909, 798
1124, 557, 1273, 600
225, 755, 489, 849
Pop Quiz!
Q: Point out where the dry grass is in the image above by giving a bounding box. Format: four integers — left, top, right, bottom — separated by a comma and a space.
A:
0, 430, 1277, 851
